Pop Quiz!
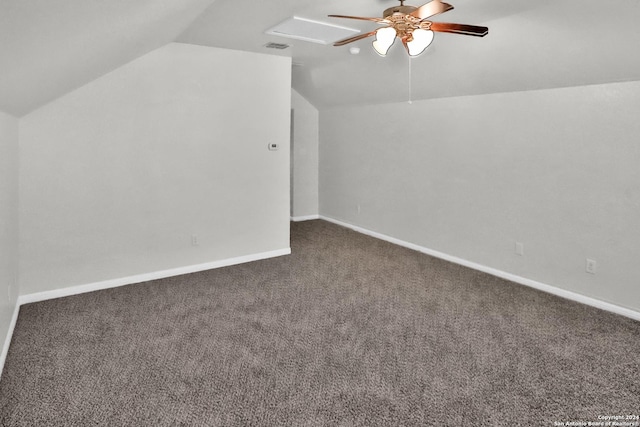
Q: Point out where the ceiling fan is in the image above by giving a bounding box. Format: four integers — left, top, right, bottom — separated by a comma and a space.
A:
328, 0, 488, 57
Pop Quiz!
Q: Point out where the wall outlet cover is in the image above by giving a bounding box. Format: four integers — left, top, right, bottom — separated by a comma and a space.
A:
515, 242, 524, 256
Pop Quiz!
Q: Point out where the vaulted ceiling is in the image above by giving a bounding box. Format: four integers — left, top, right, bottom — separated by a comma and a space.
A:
2, 0, 640, 116
0, 0, 215, 116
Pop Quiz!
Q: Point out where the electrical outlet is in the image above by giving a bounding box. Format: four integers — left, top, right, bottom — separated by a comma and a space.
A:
191, 235, 199, 246
586, 258, 597, 274
515, 242, 524, 256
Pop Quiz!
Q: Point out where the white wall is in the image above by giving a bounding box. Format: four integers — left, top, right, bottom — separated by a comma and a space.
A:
0, 111, 19, 370
19, 43, 291, 295
320, 81, 640, 313
291, 90, 319, 219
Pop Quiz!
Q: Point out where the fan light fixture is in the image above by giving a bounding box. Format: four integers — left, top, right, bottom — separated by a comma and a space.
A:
329, 0, 488, 58
372, 27, 397, 56
373, 27, 433, 57
406, 29, 434, 56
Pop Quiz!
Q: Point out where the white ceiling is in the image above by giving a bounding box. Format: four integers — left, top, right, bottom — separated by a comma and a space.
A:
0, 0, 215, 116
2, 0, 640, 115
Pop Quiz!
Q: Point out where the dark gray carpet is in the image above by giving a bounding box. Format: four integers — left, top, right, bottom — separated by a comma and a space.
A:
1, 220, 639, 426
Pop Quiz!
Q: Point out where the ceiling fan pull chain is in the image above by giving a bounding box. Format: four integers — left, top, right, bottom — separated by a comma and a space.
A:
408, 55, 413, 104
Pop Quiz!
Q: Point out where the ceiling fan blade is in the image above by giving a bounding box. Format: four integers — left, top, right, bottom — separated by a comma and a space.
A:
410, 0, 454, 20
333, 30, 379, 47
430, 22, 488, 37
328, 14, 389, 23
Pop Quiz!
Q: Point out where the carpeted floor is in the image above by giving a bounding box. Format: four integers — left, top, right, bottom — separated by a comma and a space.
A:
1, 220, 639, 426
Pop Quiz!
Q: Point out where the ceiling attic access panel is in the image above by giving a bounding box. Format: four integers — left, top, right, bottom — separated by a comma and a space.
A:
266, 16, 359, 45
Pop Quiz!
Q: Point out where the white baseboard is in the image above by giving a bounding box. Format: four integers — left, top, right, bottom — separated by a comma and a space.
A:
18, 248, 291, 305
0, 301, 20, 381
1, 248, 291, 381
320, 215, 640, 322
291, 214, 320, 222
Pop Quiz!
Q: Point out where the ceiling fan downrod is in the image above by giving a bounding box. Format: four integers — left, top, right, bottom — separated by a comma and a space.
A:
384, 3, 418, 18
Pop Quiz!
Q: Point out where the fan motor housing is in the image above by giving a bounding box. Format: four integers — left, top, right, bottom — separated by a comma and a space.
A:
382, 5, 417, 18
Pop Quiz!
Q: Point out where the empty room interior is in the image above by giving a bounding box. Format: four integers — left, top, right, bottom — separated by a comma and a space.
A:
1, 0, 639, 425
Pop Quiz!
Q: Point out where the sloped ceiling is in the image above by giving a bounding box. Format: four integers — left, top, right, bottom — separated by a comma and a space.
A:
2, 0, 640, 116
0, 0, 216, 116
179, 0, 640, 109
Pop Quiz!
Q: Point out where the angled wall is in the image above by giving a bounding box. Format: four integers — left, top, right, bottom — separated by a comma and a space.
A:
19, 43, 291, 295
320, 81, 640, 314
0, 111, 19, 374
291, 89, 319, 219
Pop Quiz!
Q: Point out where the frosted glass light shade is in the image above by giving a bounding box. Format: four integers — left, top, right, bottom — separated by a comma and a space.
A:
372, 27, 397, 56
407, 29, 434, 57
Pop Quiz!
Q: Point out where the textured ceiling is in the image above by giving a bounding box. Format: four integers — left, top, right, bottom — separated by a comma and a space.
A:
0, 0, 215, 116
179, 0, 640, 109
2, 0, 640, 116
